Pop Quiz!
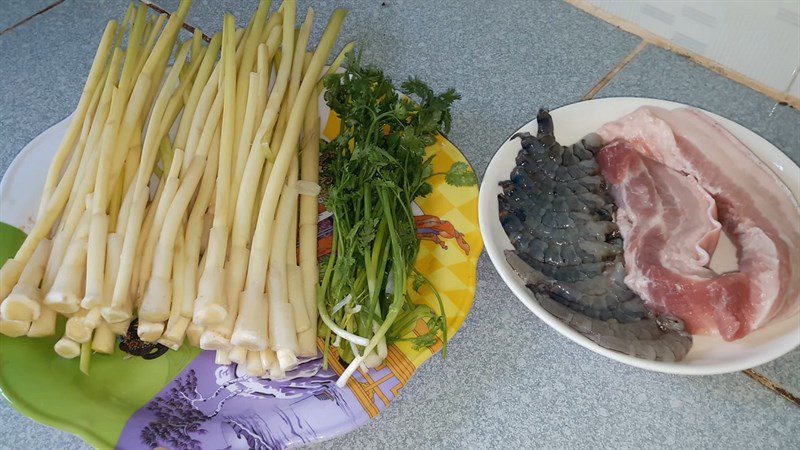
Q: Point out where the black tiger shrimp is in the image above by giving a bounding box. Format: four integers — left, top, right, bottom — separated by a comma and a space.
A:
498, 110, 692, 362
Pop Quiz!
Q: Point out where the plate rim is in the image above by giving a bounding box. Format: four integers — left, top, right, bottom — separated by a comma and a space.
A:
478, 96, 800, 375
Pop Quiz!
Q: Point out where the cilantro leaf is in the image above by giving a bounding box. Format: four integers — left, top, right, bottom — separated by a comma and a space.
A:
444, 161, 477, 186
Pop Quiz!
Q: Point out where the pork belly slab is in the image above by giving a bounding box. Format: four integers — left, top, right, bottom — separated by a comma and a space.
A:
597, 107, 800, 340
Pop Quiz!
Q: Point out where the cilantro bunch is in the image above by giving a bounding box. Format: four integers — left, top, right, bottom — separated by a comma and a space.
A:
318, 55, 475, 375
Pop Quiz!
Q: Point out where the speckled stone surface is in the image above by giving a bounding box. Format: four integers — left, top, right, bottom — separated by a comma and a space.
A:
0, 1, 798, 449
0, 0, 55, 31
0, 0, 131, 179
757, 349, 800, 397
597, 46, 800, 166
152, 0, 647, 179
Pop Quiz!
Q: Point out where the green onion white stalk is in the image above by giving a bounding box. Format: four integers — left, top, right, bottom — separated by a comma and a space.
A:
1, 0, 347, 380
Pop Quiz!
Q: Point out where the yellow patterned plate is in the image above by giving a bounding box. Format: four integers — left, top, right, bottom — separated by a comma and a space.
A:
0, 93, 482, 449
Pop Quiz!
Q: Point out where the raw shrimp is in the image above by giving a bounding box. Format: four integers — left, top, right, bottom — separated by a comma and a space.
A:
499, 110, 692, 361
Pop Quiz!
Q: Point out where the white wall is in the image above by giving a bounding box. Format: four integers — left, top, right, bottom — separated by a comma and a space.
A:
587, 0, 800, 99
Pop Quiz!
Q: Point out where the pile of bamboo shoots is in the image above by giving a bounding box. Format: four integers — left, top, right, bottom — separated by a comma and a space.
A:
0, 0, 348, 379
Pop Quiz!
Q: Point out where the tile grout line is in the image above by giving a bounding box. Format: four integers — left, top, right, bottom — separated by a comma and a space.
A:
743, 369, 800, 407
564, 0, 800, 109
139, 0, 211, 42
0, 0, 65, 36
582, 40, 648, 100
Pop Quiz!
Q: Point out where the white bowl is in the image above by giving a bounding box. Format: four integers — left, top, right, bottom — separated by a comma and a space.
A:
478, 97, 800, 375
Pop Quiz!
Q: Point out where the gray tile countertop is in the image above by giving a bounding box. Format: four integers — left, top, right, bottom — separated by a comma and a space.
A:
0, 1, 798, 449
0, 0, 54, 31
